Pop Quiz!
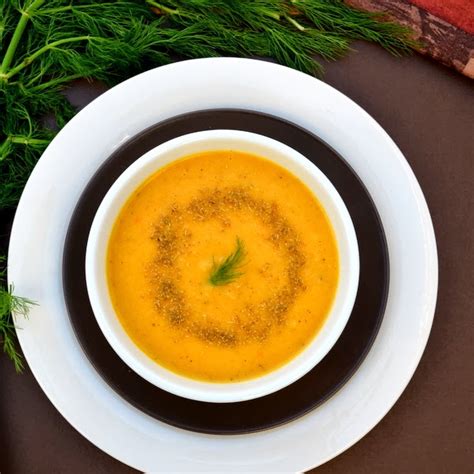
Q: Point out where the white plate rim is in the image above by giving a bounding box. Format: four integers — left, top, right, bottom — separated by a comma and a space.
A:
8, 58, 438, 472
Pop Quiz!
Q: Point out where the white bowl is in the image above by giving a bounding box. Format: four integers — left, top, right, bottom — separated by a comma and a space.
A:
85, 129, 359, 403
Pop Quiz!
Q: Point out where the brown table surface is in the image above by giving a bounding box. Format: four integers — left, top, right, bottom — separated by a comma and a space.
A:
1, 41, 473, 473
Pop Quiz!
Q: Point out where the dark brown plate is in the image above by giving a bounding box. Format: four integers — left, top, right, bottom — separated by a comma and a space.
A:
63, 109, 389, 435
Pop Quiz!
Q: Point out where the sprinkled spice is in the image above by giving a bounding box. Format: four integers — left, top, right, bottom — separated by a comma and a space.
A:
150, 186, 306, 346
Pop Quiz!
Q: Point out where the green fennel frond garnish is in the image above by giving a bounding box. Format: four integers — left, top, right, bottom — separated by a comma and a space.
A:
0, 256, 36, 372
209, 238, 247, 286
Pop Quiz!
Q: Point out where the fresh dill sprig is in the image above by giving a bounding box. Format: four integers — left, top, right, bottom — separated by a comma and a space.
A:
0, 0, 416, 210
0, 255, 36, 372
209, 238, 247, 286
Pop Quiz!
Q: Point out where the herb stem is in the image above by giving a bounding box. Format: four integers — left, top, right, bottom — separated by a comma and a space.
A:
8, 136, 50, 146
36, 4, 115, 16
4, 36, 93, 80
0, 0, 46, 78
28, 73, 85, 90
262, 10, 281, 21
285, 14, 306, 32
146, 1, 180, 15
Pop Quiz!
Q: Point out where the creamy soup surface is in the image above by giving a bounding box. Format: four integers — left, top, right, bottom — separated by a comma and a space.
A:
107, 150, 339, 382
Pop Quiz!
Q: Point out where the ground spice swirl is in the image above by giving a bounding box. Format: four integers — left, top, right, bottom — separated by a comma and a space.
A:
151, 186, 306, 346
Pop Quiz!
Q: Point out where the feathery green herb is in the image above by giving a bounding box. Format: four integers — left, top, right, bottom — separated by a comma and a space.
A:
0, 256, 36, 372
209, 238, 247, 286
0, 0, 416, 369
0, 0, 416, 210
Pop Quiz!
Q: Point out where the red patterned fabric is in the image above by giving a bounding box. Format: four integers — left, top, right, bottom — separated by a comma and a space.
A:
410, 0, 474, 34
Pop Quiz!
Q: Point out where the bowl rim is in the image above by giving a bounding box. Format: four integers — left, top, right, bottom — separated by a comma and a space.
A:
85, 129, 360, 403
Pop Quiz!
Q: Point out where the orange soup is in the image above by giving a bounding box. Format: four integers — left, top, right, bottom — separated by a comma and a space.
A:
107, 151, 339, 382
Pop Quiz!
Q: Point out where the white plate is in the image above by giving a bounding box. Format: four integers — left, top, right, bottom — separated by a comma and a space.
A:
9, 58, 437, 472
